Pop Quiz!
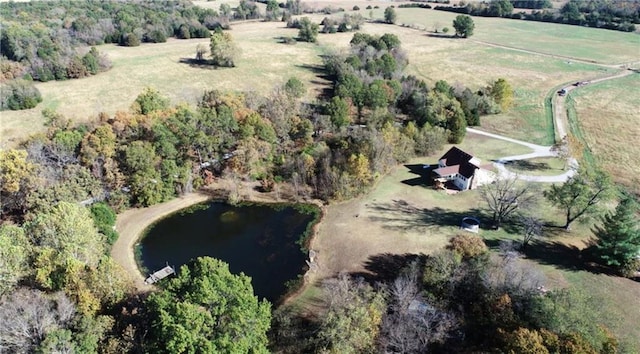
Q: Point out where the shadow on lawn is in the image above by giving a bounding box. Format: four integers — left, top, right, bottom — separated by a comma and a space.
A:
401, 163, 434, 186
367, 199, 487, 232
351, 252, 427, 284
296, 63, 333, 99
502, 159, 561, 172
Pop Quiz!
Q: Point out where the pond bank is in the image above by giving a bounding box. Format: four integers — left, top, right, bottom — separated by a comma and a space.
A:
111, 178, 325, 294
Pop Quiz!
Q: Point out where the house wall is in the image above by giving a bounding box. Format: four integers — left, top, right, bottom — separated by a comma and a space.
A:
454, 176, 470, 190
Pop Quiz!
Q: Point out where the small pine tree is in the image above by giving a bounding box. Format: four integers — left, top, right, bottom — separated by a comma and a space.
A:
592, 197, 640, 270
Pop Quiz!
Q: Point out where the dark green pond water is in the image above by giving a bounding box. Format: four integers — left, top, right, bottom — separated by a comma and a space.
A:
139, 202, 317, 303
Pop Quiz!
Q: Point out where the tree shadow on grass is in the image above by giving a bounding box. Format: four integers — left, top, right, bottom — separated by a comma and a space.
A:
367, 199, 488, 233
351, 252, 427, 284
295, 63, 333, 99
178, 58, 220, 69
425, 33, 457, 39
503, 159, 561, 172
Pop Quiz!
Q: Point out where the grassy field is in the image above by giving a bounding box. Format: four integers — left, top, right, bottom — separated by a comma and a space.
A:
566, 73, 640, 195
391, 7, 640, 64
0, 23, 326, 147
504, 156, 568, 176
296, 130, 640, 349
310, 20, 618, 145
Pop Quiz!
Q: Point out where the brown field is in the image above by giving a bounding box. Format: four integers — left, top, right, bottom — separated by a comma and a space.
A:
568, 73, 640, 195
0, 24, 326, 147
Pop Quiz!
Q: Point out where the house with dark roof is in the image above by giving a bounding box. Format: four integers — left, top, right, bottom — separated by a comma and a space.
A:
432, 147, 495, 190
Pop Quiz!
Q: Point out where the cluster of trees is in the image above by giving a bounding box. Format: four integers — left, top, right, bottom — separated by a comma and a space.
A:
325, 33, 508, 144
0, 79, 42, 111
287, 17, 320, 43
0, 0, 218, 83
0, 30, 537, 353
320, 13, 365, 33
272, 234, 620, 352
435, 0, 638, 32
480, 167, 640, 276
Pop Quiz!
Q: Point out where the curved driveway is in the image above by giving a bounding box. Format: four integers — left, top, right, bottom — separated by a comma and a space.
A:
466, 128, 577, 183
465, 54, 636, 183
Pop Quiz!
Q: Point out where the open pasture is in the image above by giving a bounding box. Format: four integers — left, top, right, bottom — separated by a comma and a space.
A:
0, 22, 325, 146
567, 73, 640, 195
392, 7, 640, 64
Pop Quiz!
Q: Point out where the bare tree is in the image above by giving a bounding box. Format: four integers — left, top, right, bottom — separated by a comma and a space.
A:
483, 253, 546, 298
379, 263, 457, 353
521, 216, 543, 251
0, 288, 75, 353
195, 43, 207, 62
480, 177, 537, 229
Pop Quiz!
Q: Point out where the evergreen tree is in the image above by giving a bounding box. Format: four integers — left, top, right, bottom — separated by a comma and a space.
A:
592, 197, 640, 270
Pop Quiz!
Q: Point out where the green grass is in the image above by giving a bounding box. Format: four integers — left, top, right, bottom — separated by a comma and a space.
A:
504, 157, 568, 176
394, 7, 640, 64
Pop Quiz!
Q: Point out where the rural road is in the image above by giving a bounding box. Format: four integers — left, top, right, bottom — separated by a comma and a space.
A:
552, 69, 636, 140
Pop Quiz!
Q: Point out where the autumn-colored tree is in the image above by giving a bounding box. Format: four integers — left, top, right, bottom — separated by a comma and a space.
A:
0, 149, 34, 216
489, 78, 514, 112
0, 224, 29, 295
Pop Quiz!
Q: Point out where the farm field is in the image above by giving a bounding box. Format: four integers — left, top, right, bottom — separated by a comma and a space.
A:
0, 24, 325, 147
2, 1, 639, 351
392, 7, 640, 64
311, 20, 618, 145
566, 73, 640, 195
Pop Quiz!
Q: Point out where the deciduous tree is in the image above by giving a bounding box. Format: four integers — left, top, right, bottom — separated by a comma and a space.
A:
480, 177, 537, 229
0, 224, 29, 295
297, 17, 319, 43
453, 15, 475, 38
544, 168, 612, 230
145, 257, 271, 353
317, 274, 386, 353
489, 78, 514, 112
210, 31, 240, 67
384, 7, 397, 24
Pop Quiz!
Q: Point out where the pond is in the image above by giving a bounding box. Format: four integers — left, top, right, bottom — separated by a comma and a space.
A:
138, 202, 319, 303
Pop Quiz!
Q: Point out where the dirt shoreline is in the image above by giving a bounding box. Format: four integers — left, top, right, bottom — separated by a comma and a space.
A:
111, 179, 325, 293
111, 192, 211, 291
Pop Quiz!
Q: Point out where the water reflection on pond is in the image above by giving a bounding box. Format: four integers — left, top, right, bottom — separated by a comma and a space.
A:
139, 202, 317, 302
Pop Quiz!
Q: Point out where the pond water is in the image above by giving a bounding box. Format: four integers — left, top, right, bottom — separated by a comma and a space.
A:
138, 202, 317, 303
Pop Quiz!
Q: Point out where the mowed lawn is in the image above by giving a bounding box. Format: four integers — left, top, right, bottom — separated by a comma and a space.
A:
567, 73, 640, 194
0, 21, 325, 146
305, 131, 640, 350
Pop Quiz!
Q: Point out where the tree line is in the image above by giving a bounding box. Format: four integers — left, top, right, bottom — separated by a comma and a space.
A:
435, 0, 638, 32
272, 234, 622, 353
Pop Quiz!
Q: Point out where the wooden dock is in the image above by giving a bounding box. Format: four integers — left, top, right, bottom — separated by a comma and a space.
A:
144, 265, 176, 285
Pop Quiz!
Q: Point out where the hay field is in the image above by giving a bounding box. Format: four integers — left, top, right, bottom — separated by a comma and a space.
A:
392, 7, 640, 64
567, 73, 640, 194
2, 9, 636, 148
0, 22, 325, 146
